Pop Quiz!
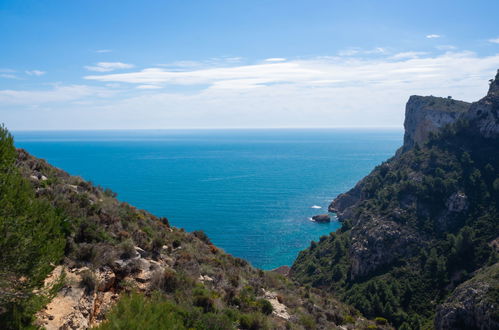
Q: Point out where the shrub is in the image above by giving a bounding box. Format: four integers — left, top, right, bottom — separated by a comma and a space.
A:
193, 230, 212, 245
239, 313, 268, 330
119, 239, 135, 259
258, 299, 273, 315
80, 270, 97, 293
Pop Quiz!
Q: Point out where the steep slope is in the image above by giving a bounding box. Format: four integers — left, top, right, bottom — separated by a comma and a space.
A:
0, 127, 384, 329
292, 71, 499, 329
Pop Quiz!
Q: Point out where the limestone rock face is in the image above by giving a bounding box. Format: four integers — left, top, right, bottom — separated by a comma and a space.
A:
402, 95, 470, 151
349, 217, 422, 279
465, 70, 499, 139
434, 263, 499, 330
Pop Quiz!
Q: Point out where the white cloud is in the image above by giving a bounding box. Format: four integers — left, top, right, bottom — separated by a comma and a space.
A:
95, 49, 112, 53
264, 58, 287, 62
3, 51, 499, 130
137, 85, 162, 89
426, 34, 441, 39
489, 38, 499, 44
85, 62, 134, 72
390, 52, 428, 59
25, 70, 46, 76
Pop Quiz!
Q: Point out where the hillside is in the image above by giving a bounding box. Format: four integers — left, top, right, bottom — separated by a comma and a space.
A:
291, 71, 499, 329
0, 127, 386, 329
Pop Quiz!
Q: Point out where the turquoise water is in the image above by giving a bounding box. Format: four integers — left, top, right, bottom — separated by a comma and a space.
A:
13, 129, 402, 269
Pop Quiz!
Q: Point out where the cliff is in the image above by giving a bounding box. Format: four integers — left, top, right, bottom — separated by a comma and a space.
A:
402, 95, 470, 152
292, 71, 499, 329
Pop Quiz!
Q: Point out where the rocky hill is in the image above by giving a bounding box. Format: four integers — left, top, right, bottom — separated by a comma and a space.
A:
292, 71, 499, 329
0, 126, 386, 329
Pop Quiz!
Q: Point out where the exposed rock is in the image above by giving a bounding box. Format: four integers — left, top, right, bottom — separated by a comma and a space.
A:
435, 263, 499, 330
465, 69, 499, 138
445, 192, 468, 213
401, 95, 470, 152
271, 266, 290, 277
96, 267, 115, 292
312, 214, 331, 223
262, 289, 290, 320
198, 274, 214, 282
349, 217, 422, 278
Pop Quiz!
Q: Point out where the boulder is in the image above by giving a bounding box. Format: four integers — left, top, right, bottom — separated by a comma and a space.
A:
312, 214, 331, 223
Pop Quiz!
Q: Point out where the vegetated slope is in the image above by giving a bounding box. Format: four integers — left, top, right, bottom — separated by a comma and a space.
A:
0, 127, 384, 329
291, 71, 499, 330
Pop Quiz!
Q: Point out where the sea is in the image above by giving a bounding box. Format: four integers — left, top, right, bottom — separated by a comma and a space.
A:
13, 129, 403, 270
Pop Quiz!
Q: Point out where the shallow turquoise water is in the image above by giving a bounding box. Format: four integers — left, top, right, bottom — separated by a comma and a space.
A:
14, 129, 402, 269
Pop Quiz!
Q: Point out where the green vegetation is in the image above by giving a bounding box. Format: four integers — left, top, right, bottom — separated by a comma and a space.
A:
292, 120, 499, 328
0, 125, 66, 328
97, 290, 273, 330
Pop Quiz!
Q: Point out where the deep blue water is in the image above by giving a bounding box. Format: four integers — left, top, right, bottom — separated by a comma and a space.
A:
13, 129, 402, 269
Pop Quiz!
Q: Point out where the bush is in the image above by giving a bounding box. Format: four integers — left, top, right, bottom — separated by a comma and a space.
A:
258, 299, 273, 315
119, 239, 135, 259
80, 270, 97, 293
193, 230, 212, 245
239, 313, 268, 330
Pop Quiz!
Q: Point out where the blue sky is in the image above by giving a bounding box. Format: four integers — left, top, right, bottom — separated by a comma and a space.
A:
1, 0, 499, 130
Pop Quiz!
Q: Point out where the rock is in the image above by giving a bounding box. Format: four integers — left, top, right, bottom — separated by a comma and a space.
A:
198, 275, 214, 282
134, 246, 148, 258
465, 69, 499, 138
435, 263, 499, 330
271, 266, 290, 277
348, 217, 422, 279
445, 192, 468, 213
401, 95, 470, 152
312, 214, 331, 223
262, 289, 290, 320
97, 267, 115, 292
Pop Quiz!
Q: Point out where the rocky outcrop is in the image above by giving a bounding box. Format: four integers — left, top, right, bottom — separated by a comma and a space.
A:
465, 70, 499, 139
435, 263, 499, 330
349, 217, 422, 279
312, 214, 331, 223
401, 95, 470, 152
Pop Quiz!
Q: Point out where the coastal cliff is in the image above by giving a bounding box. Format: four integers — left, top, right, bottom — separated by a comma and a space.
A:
292, 71, 499, 329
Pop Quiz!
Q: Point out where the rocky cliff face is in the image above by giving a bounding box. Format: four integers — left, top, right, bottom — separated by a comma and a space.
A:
435, 263, 499, 330
292, 71, 499, 329
465, 70, 499, 138
401, 95, 470, 151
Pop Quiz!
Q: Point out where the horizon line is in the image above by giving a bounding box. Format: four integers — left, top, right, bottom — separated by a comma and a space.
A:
11, 125, 403, 132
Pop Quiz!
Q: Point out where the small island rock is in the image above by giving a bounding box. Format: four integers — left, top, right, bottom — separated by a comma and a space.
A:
312, 214, 331, 223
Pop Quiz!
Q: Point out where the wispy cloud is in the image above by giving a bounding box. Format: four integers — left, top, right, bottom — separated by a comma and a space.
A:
0, 73, 20, 79
489, 38, 499, 44
426, 34, 441, 39
338, 47, 386, 56
390, 51, 428, 59
264, 58, 287, 62
85, 62, 134, 72
95, 49, 112, 53
25, 70, 46, 76
436, 45, 457, 51
0, 85, 115, 105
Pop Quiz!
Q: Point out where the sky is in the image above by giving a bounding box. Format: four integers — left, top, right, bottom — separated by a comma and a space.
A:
1, 0, 499, 130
